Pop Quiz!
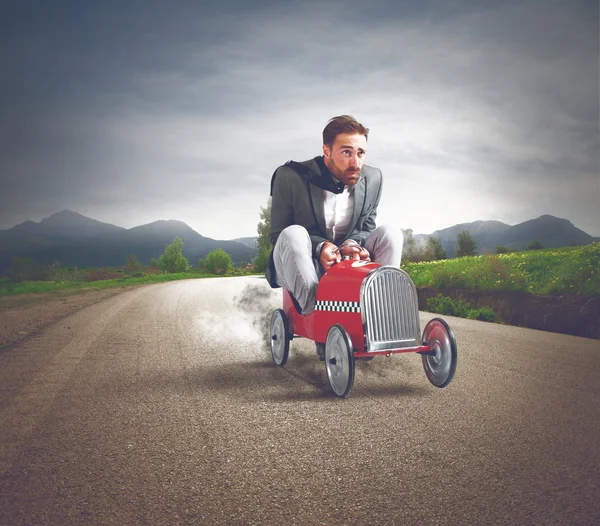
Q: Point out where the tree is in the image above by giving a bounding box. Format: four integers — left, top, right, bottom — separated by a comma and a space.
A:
425, 236, 447, 260
527, 239, 544, 250
205, 248, 233, 275
401, 228, 421, 262
495, 245, 511, 254
152, 237, 190, 273
456, 230, 477, 257
254, 198, 272, 272
124, 254, 143, 273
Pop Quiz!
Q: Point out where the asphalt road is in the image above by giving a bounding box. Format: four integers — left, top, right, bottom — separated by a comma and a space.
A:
1, 276, 599, 525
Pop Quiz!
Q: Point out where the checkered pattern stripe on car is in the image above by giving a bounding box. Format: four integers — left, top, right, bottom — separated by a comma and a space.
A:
316, 300, 361, 313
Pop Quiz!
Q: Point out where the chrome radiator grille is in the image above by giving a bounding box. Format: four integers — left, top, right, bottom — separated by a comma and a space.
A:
360, 266, 421, 351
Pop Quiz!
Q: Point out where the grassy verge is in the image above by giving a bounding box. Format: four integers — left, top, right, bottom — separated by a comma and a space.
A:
402, 243, 600, 296
0, 270, 260, 297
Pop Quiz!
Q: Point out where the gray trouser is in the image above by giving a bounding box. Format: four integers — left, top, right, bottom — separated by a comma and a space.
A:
273, 225, 404, 314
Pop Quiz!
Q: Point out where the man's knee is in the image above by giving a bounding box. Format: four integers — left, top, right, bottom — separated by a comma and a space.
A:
374, 224, 403, 252
367, 224, 404, 266
277, 225, 311, 253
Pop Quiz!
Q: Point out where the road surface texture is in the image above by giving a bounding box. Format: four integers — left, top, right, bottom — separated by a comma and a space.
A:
1, 276, 599, 525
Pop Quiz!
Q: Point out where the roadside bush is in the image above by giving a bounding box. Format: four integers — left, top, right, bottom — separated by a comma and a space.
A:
528, 239, 544, 250
427, 294, 470, 317
205, 249, 233, 275
47, 262, 83, 282
253, 246, 270, 273
426, 294, 499, 322
5, 257, 49, 282
124, 254, 143, 273
84, 268, 122, 282
152, 237, 190, 273
495, 245, 514, 254
467, 306, 497, 322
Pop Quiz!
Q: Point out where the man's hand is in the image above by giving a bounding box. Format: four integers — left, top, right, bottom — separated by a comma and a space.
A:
339, 240, 371, 262
319, 241, 341, 271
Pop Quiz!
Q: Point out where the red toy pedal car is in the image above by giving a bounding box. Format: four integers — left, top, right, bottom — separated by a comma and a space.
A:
269, 260, 457, 398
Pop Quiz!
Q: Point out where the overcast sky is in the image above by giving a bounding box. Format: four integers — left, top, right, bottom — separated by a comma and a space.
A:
1, 0, 598, 239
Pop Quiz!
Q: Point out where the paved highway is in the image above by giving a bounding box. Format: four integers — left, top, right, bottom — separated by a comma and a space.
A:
1, 276, 599, 525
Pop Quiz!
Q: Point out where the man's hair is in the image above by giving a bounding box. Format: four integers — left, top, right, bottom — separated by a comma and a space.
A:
322, 115, 369, 146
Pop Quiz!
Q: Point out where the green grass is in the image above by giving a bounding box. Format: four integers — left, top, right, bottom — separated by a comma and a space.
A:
0, 270, 258, 297
402, 242, 600, 296
426, 294, 499, 322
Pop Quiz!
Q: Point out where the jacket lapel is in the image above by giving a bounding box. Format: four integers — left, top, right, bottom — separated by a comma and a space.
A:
348, 176, 366, 235
310, 176, 327, 237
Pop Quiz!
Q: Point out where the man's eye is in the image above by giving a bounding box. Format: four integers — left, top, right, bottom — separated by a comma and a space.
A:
342, 150, 350, 156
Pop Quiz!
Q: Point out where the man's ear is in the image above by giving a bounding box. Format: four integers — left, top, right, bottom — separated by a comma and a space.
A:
322, 144, 330, 158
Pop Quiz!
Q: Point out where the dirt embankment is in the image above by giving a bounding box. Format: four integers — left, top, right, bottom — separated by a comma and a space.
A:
418, 287, 600, 339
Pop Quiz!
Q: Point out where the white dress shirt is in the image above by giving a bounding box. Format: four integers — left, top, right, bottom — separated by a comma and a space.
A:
323, 184, 354, 242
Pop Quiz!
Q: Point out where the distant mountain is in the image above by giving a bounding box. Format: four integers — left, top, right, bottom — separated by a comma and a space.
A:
9, 210, 125, 238
496, 215, 596, 249
431, 220, 510, 239
232, 237, 258, 249
0, 211, 256, 271
419, 215, 599, 257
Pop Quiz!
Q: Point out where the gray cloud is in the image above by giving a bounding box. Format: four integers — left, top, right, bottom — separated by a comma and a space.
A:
0, 0, 598, 238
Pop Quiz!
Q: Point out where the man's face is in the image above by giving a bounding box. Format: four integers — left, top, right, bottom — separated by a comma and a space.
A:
322, 132, 367, 186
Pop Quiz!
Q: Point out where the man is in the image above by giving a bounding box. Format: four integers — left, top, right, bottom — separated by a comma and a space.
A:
266, 114, 403, 320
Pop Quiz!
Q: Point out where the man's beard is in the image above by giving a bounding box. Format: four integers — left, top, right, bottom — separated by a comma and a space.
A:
325, 158, 361, 185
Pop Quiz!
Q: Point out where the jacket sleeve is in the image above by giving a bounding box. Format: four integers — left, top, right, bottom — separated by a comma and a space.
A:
269, 167, 294, 247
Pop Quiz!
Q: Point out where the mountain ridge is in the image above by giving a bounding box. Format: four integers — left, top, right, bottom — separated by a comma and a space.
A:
0, 211, 256, 270
0, 211, 597, 271
416, 215, 599, 257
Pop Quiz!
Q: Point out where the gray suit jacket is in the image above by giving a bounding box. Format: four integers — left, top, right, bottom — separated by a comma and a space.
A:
266, 156, 383, 287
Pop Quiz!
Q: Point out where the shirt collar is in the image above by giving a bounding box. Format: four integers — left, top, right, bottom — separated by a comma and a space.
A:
315, 156, 348, 194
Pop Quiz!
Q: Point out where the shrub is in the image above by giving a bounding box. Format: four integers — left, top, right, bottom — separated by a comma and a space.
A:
426, 294, 499, 322
253, 246, 271, 273
124, 254, 143, 273
495, 245, 511, 254
426, 236, 447, 261
153, 237, 190, 273
466, 306, 497, 322
205, 249, 233, 275
456, 230, 478, 257
84, 268, 122, 282
426, 294, 471, 318
527, 239, 544, 250
5, 257, 50, 282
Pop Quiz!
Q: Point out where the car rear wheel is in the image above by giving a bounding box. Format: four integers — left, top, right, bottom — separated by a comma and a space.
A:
270, 309, 290, 366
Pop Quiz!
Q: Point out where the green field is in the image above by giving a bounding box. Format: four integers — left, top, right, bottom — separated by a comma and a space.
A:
402, 243, 600, 297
